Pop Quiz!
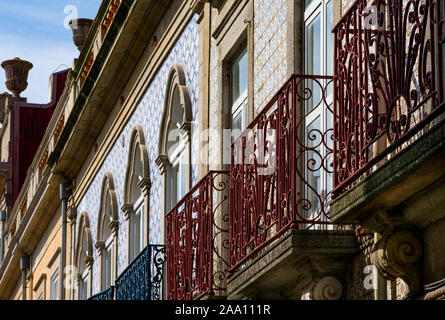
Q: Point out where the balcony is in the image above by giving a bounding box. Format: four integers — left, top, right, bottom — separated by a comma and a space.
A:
89, 286, 114, 301
329, 0, 445, 295
227, 75, 357, 300
88, 244, 166, 300
331, 0, 445, 198
166, 171, 230, 300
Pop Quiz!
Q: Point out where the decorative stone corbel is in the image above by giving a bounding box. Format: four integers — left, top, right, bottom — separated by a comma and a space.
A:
95, 240, 105, 256
67, 206, 77, 226
83, 255, 94, 269
301, 276, 344, 300
371, 230, 422, 293
121, 203, 134, 221
155, 154, 169, 175
108, 220, 119, 237
180, 121, 192, 138
137, 177, 151, 197
362, 208, 403, 235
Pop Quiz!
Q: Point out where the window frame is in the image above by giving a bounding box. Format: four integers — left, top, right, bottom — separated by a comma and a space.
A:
75, 212, 93, 300
156, 65, 193, 215
304, 0, 334, 225
230, 46, 249, 134
50, 269, 59, 300
96, 173, 119, 292
123, 126, 151, 265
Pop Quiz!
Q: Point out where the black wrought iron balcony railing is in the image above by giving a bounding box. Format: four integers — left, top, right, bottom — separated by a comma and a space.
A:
87, 244, 166, 300
115, 244, 166, 300
88, 286, 115, 300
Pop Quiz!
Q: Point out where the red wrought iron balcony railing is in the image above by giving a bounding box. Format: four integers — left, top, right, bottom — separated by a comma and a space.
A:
332, 0, 445, 196
166, 171, 230, 300
229, 74, 334, 274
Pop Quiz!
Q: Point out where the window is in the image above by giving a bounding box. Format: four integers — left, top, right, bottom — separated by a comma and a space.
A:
130, 196, 144, 260
304, 0, 333, 221
124, 127, 151, 263
102, 234, 114, 290
231, 47, 248, 134
76, 212, 93, 300
157, 65, 192, 212
50, 269, 59, 300
96, 173, 119, 291
78, 269, 89, 300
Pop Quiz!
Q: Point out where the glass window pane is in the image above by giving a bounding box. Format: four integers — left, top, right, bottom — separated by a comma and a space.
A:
326, 0, 333, 76
180, 153, 187, 199
231, 48, 248, 105
306, 14, 321, 76
232, 112, 242, 133
305, 0, 317, 9
306, 14, 322, 112
51, 270, 59, 300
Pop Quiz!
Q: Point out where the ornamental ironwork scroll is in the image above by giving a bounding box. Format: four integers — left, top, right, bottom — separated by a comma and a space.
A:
88, 286, 115, 300
332, 0, 445, 195
115, 244, 166, 300
229, 75, 334, 274
166, 171, 230, 300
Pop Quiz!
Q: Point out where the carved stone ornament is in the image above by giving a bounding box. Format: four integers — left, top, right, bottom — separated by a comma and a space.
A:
371, 230, 422, 293
121, 203, 134, 221
1, 58, 33, 97
109, 219, 119, 236
155, 154, 169, 175
301, 276, 343, 300
83, 255, 94, 269
69, 19, 93, 51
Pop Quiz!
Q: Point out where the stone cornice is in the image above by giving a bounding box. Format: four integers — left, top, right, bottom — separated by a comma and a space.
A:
70, 0, 194, 206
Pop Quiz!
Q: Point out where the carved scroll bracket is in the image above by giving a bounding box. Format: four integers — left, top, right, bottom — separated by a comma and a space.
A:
301, 276, 344, 300
371, 230, 422, 293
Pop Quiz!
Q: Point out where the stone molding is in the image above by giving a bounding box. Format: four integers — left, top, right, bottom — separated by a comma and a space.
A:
121, 203, 134, 221
155, 154, 169, 175
371, 230, 422, 293
301, 276, 344, 300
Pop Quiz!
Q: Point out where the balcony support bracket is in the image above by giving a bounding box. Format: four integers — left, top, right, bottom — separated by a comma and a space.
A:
371, 230, 422, 294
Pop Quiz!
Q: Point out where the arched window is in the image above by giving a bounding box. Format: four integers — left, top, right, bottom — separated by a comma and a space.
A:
122, 126, 151, 264
75, 212, 93, 300
96, 173, 119, 291
156, 65, 193, 212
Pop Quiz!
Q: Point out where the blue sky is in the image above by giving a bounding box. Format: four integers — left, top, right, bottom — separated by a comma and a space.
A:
0, 0, 102, 103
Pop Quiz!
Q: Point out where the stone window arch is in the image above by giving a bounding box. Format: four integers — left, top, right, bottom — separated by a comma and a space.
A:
156, 65, 193, 215
122, 126, 151, 264
75, 212, 93, 300
96, 172, 119, 292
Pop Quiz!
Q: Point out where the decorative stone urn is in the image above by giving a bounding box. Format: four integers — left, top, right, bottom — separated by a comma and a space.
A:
69, 19, 93, 51
1, 58, 33, 97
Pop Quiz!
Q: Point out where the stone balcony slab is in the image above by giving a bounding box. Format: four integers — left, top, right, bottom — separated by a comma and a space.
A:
227, 229, 357, 300
330, 118, 445, 232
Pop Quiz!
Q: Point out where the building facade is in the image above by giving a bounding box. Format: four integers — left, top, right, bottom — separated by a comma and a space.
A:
0, 0, 444, 300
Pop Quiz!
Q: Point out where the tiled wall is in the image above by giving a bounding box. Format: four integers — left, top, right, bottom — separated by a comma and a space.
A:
75, 16, 199, 295
208, 0, 289, 167
253, 0, 288, 114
